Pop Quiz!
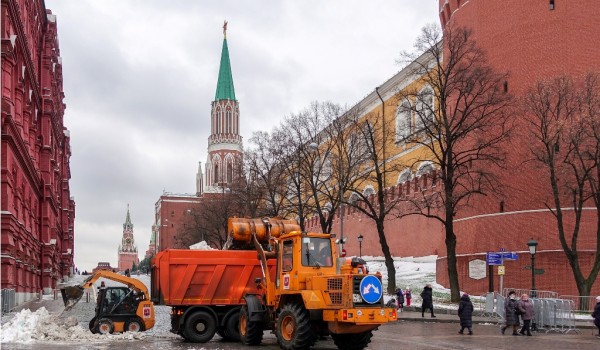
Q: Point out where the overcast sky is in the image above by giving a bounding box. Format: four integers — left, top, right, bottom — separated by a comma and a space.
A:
44, 0, 439, 272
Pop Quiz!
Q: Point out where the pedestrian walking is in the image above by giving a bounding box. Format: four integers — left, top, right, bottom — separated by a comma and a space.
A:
395, 287, 405, 312
405, 287, 412, 307
458, 293, 473, 335
592, 295, 600, 338
420, 284, 436, 318
501, 290, 520, 335
517, 294, 535, 336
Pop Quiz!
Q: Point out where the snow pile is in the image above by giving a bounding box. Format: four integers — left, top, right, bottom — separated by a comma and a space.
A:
189, 241, 216, 250
0, 307, 146, 343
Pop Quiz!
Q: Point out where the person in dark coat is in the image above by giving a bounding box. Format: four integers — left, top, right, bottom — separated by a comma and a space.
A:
517, 294, 535, 336
458, 293, 474, 335
501, 290, 520, 335
420, 284, 436, 318
592, 295, 600, 338
395, 288, 405, 312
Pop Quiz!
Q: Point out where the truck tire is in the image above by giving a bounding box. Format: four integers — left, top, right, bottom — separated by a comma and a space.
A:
88, 317, 97, 333
330, 331, 373, 350
275, 303, 313, 350
97, 318, 114, 335
239, 305, 263, 345
126, 318, 144, 332
183, 311, 217, 343
224, 310, 240, 341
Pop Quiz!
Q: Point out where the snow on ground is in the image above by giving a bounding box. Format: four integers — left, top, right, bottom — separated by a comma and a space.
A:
0, 274, 178, 344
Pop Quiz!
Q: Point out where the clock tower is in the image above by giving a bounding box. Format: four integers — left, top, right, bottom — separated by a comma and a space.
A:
118, 205, 139, 271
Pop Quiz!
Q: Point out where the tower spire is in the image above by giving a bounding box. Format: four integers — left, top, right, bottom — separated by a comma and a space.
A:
124, 204, 133, 231
215, 21, 236, 101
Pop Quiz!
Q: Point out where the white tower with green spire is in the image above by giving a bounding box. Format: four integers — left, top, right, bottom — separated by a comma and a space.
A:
118, 205, 139, 271
199, 21, 243, 194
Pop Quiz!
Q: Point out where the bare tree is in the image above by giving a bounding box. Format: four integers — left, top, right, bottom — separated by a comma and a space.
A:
525, 72, 600, 298
175, 176, 247, 249
398, 24, 514, 301
273, 101, 343, 231
344, 109, 404, 294
245, 131, 289, 217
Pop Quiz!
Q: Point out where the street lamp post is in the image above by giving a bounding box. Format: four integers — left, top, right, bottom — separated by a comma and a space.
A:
527, 238, 538, 298
339, 156, 344, 252
357, 234, 363, 258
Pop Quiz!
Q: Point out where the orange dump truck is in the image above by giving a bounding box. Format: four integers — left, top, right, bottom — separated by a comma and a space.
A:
151, 249, 275, 342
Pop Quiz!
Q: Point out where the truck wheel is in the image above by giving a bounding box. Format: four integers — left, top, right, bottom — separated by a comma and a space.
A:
221, 310, 240, 342
276, 303, 313, 350
89, 317, 97, 333
183, 311, 217, 343
126, 318, 144, 332
97, 318, 114, 334
239, 305, 263, 345
330, 331, 373, 350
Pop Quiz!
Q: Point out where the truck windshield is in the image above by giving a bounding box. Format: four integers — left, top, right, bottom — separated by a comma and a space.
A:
301, 237, 333, 267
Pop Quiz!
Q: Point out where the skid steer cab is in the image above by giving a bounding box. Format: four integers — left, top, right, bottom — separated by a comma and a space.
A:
60, 270, 155, 334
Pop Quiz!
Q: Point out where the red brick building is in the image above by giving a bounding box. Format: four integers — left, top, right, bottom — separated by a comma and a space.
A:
1, 0, 75, 307
154, 192, 201, 252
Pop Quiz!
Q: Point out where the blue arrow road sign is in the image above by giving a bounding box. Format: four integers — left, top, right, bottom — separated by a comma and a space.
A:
487, 252, 502, 265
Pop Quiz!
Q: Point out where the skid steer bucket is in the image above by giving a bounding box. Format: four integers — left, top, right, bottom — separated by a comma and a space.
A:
61, 286, 85, 311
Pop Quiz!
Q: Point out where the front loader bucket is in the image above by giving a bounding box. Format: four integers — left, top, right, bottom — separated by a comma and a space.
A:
61, 286, 84, 311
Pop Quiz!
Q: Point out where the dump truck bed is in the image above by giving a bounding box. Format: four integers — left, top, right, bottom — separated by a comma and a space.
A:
151, 249, 275, 306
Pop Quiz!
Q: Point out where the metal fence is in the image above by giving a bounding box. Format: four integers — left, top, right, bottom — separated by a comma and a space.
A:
1, 289, 16, 313
533, 298, 578, 333
501, 288, 558, 299
484, 293, 579, 334
559, 295, 596, 313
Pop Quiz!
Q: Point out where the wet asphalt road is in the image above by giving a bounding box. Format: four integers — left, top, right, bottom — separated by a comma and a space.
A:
2, 320, 599, 350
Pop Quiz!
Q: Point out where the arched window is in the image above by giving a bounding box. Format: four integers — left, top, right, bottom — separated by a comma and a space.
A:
349, 192, 360, 205
416, 161, 434, 177
397, 169, 412, 184
213, 164, 220, 184
215, 107, 221, 134
362, 185, 375, 197
226, 160, 233, 183
396, 98, 412, 141
226, 108, 232, 133
416, 86, 435, 132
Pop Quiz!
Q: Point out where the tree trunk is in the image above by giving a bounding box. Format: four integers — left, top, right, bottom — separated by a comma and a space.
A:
376, 221, 396, 294
445, 210, 460, 302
